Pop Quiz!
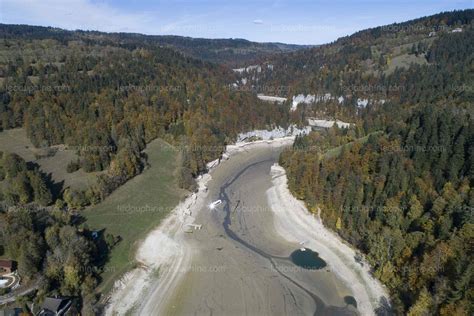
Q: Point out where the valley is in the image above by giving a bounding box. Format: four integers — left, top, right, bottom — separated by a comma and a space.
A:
0, 6, 472, 316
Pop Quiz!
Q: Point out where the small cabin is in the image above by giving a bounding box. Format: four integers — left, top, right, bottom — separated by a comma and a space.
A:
0, 260, 15, 274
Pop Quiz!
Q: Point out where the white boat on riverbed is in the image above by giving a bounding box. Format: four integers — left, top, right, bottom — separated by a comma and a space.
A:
209, 200, 222, 209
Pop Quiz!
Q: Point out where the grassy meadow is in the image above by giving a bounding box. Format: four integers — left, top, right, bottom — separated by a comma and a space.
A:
0, 128, 98, 191
323, 131, 384, 160
82, 138, 187, 294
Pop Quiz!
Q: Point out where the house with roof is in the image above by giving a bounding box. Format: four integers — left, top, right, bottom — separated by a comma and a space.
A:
37, 297, 72, 316
0, 260, 15, 275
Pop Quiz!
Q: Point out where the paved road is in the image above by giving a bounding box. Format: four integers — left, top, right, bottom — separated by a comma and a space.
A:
0, 281, 39, 305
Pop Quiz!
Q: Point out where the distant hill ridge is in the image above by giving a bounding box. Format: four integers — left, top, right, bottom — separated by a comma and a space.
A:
0, 23, 309, 67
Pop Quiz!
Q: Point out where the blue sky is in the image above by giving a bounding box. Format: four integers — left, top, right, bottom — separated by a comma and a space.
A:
1, 0, 472, 44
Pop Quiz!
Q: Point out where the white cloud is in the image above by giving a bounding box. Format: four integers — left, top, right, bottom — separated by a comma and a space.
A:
0, 0, 154, 33
253, 19, 264, 25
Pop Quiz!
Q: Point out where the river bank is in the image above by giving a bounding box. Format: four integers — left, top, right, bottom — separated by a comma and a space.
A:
267, 164, 390, 316
106, 137, 389, 315
105, 138, 294, 315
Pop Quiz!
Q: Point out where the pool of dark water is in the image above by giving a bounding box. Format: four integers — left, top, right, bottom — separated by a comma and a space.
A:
344, 296, 357, 308
290, 248, 327, 270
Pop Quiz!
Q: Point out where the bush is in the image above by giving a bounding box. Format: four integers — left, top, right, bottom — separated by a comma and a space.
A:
63, 188, 88, 209
66, 159, 81, 173
176, 166, 196, 191
0, 287, 10, 295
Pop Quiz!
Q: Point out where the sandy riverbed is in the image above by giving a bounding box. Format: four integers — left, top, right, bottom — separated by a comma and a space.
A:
106, 138, 389, 315
106, 139, 294, 315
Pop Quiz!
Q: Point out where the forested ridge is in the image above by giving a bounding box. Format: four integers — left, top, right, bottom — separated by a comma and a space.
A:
250, 10, 473, 91
0, 24, 306, 67
278, 9, 473, 316
237, 10, 473, 123
0, 27, 291, 207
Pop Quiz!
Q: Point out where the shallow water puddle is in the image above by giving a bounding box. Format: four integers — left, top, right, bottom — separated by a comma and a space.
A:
290, 248, 327, 270
344, 295, 358, 308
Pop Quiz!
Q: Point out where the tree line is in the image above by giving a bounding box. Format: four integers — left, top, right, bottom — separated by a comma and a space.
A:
280, 105, 473, 315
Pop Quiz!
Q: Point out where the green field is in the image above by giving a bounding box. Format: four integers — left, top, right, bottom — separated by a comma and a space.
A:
0, 128, 99, 191
385, 53, 428, 75
82, 138, 187, 294
323, 131, 384, 159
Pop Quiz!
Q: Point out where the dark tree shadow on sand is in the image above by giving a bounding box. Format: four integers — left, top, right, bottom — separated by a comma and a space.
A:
375, 296, 393, 316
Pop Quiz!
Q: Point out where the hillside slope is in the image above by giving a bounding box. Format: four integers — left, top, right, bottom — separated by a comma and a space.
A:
232, 10, 473, 119
0, 24, 306, 67
276, 9, 473, 315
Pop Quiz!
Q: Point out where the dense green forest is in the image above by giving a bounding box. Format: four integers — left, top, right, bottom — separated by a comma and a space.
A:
0, 24, 305, 67
278, 9, 473, 316
0, 151, 109, 313
0, 152, 52, 206
0, 27, 291, 208
281, 105, 473, 315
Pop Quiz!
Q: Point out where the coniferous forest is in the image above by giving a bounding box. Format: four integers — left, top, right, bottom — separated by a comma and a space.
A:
277, 10, 473, 315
